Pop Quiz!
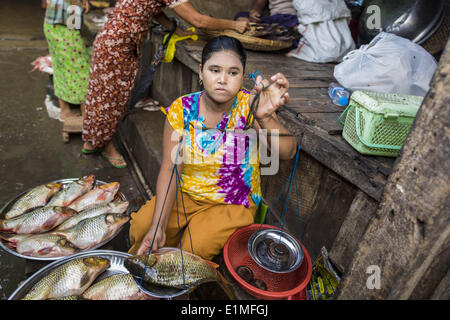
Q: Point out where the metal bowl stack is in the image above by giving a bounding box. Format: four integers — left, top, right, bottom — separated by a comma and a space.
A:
358, 0, 445, 44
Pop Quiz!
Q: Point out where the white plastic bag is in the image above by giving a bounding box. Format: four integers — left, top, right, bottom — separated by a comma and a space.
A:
333, 32, 437, 96
31, 54, 53, 74
287, 0, 355, 63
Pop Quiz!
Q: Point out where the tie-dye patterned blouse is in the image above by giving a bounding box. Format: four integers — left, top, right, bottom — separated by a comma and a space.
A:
163, 89, 262, 208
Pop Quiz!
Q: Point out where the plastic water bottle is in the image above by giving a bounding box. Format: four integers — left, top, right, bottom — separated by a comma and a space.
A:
347, 0, 364, 6
328, 82, 350, 106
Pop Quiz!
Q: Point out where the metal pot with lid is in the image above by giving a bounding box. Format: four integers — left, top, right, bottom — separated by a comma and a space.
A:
248, 228, 304, 274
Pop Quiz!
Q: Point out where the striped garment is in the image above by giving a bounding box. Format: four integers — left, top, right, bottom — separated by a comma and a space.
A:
164, 90, 262, 208
44, 0, 83, 29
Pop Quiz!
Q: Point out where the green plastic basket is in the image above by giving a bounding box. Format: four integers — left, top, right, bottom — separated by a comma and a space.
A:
338, 91, 423, 157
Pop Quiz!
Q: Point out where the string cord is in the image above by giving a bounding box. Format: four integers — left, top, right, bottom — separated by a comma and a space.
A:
175, 167, 187, 290
257, 145, 302, 271
139, 136, 184, 288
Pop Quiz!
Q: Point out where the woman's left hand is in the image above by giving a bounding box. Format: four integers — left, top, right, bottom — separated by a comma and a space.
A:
252, 73, 290, 120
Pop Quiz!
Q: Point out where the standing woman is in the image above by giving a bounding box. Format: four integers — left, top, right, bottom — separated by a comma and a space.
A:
81, 0, 250, 168
128, 36, 297, 260
43, 0, 91, 120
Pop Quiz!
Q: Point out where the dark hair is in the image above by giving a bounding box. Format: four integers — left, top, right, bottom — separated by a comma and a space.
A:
201, 36, 247, 70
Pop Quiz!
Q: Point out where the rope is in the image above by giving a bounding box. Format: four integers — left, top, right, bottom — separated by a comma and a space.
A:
138, 134, 194, 292
138, 136, 184, 288
257, 145, 302, 271
174, 167, 187, 290
244, 70, 274, 131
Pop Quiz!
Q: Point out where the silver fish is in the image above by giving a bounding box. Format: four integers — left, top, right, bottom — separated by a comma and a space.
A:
5, 182, 62, 219
82, 273, 152, 300
0, 233, 79, 258
48, 295, 87, 300
47, 175, 95, 207
0, 206, 78, 234
124, 250, 235, 299
56, 201, 129, 231
53, 213, 129, 250
22, 256, 110, 300
68, 182, 120, 212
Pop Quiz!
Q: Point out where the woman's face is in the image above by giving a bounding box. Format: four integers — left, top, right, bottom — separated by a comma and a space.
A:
199, 50, 244, 105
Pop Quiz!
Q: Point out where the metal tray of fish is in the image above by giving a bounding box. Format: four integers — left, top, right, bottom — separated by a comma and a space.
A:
8, 248, 191, 300
0, 178, 128, 261
8, 250, 131, 300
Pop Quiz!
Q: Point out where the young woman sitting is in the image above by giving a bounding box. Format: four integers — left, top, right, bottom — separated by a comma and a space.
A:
128, 36, 297, 260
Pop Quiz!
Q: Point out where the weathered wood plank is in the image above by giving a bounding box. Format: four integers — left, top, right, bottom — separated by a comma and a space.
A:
284, 100, 343, 113
300, 168, 357, 260
409, 235, 450, 299
277, 108, 394, 201
297, 112, 343, 135
261, 151, 324, 244
329, 191, 379, 274
336, 40, 450, 300
431, 268, 450, 300
289, 80, 332, 88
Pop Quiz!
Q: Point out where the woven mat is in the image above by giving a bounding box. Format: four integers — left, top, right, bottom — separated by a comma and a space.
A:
200, 29, 293, 52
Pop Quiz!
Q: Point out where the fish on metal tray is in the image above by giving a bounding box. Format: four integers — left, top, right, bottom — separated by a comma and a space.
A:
124, 250, 235, 299
0, 233, 80, 258
82, 273, 153, 300
48, 295, 88, 300
56, 200, 129, 231
22, 256, 110, 300
68, 182, 120, 212
47, 175, 95, 207
4, 182, 62, 219
53, 213, 130, 250
0, 206, 78, 234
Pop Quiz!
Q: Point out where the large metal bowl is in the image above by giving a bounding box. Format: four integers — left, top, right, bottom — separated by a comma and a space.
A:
8, 250, 131, 300
0, 178, 128, 261
248, 228, 304, 274
358, 0, 445, 44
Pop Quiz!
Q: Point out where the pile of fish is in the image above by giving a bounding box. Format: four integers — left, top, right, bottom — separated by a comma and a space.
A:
22, 256, 152, 300
0, 175, 129, 258
124, 249, 235, 299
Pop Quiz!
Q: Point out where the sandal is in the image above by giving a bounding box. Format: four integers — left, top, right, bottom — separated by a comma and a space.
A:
82, 147, 103, 154
101, 152, 127, 169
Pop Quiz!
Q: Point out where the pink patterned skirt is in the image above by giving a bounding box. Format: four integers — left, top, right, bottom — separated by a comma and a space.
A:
82, 16, 146, 148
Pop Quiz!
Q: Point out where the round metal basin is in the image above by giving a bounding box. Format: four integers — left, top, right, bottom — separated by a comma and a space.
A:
248, 228, 304, 274
358, 0, 445, 44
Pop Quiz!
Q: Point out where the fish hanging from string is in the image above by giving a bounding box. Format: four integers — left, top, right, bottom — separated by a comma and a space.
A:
125, 249, 235, 300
